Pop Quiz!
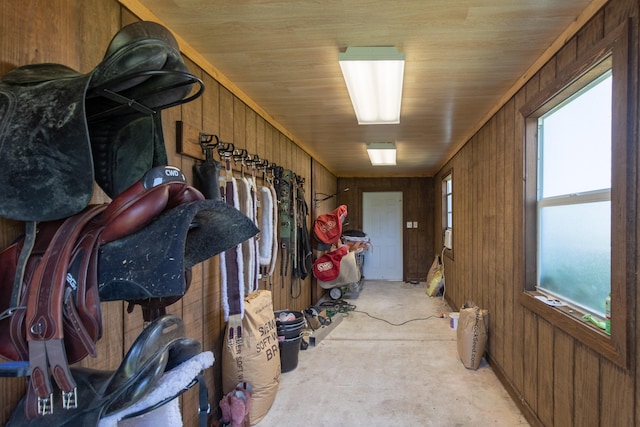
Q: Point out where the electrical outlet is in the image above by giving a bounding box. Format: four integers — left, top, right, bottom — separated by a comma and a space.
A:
406, 221, 413, 229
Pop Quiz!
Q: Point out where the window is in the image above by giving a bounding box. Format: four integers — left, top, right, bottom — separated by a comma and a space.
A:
443, 172, 452, 229
520, 22, 632, 368
536, 72, 611, 317
442, 171, 453, 250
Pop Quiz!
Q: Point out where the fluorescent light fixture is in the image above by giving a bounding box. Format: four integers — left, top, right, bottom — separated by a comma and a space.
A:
339, 46, 405, 125
366, 142, 397, 166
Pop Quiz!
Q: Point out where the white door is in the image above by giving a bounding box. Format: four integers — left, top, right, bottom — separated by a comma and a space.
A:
362, 192, 403, 280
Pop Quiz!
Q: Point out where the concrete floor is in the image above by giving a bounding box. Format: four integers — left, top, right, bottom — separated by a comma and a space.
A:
258, 280, 529, 426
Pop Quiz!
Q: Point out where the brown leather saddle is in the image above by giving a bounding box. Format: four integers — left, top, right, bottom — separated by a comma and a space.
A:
0, 165, 258, 420
6, 314, 207, 426
0, 20, 203, 222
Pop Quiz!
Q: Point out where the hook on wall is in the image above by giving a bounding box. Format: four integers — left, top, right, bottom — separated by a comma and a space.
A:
199, 133, 219, 162
178, 123, 305, 187
314, 187, 349, 208
247, 154, 261, 167
232, 148, 247, 163
217, 142, 235, 159
199, 133, 218, 148
256, 158, 268, 168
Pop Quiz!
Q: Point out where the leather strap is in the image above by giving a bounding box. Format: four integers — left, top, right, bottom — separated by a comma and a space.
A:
7, 221, 36, 312
249, 167, 259, 293
61, 213, 108, 362
63, 290, 98, 358
197, 373, 210, 427
25, 205, 106, 418
220, 154, 243, 320
25, 341, 51, 417
218, 151, 244, 349
62, 222, 103, 360
223, 177, 243, 317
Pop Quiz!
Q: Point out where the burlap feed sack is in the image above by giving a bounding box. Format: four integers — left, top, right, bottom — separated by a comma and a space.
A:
456, 305, 489, 370
425, 256, 444, 297
222, 290, 281, 425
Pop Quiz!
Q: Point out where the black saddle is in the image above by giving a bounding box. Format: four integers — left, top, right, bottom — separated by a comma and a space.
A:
7, 314, 204, 426
0, 21, 203, 222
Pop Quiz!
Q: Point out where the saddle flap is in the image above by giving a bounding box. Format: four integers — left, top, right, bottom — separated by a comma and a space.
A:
103, 315, 186, 412
98, 199, 259, 302
0, 71, 94, 221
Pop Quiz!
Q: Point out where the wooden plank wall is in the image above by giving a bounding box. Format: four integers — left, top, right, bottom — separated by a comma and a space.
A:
433, 0, 639, 426
0, 1, 334, 425
337, 177, 435, 282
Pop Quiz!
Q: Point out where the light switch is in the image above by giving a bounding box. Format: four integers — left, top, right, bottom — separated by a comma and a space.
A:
413, 221, 418, 228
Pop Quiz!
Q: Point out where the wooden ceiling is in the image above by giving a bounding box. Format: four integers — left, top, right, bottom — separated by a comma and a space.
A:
125, 0, 602, 177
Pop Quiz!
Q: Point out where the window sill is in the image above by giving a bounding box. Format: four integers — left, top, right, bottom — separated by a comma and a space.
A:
519, 291, 627, 369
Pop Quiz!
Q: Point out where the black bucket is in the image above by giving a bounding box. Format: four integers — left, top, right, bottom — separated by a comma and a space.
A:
279, 335, 303, 373
275, 309, 305, 345
275, 311, 304, 372
277, 323, 304, 339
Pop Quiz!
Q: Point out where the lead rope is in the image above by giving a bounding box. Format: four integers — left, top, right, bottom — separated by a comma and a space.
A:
290, 174, 300, 299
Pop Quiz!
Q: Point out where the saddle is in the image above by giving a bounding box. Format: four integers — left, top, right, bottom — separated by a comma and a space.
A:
6, 314, 210, 426
0, 20, 203, 222
0, 20, 258, 423
0, 165, 259, 419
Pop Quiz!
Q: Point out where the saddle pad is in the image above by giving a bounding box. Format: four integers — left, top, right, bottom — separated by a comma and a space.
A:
98, 199, 259, 302
6, 315, 209, 426
99, 351, 214, 427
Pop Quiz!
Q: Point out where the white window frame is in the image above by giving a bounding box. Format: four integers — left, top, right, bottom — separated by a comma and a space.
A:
442, 171, 453, 252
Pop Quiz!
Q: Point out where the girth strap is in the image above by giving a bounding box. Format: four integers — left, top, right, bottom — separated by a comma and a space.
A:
217, 147, 244, 350
220, 163, 244, 319
25, 205, 107, 418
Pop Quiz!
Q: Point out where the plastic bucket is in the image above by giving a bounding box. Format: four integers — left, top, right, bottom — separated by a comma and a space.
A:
276, 318, 305, 329
277, 323, 304, 339
279, 335, 303, 372
275, 310, 305, 339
